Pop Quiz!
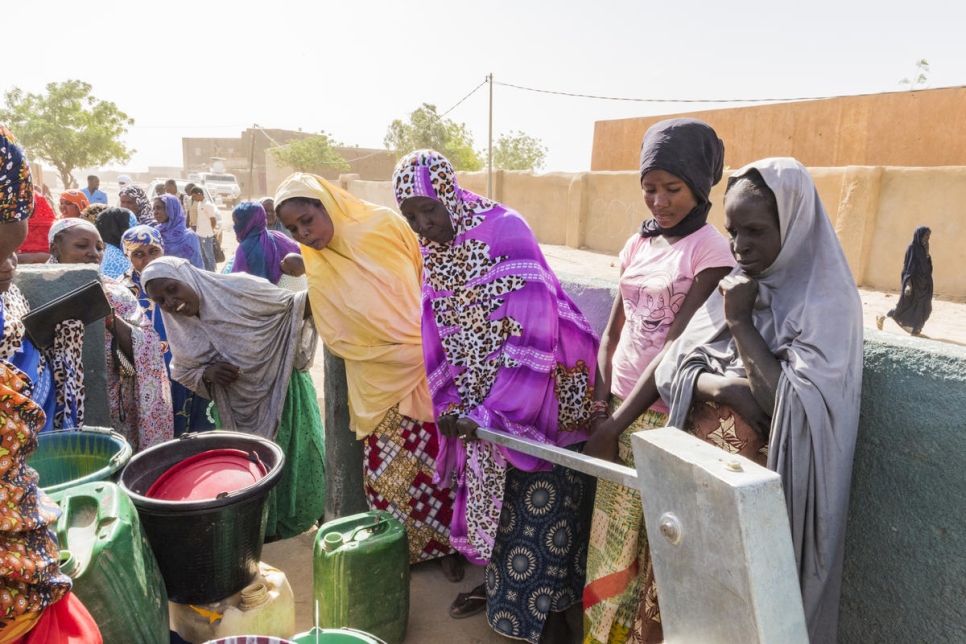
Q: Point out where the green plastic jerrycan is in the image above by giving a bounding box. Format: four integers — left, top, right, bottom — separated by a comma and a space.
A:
49, 481, 169, 644
314, 510, 409, 644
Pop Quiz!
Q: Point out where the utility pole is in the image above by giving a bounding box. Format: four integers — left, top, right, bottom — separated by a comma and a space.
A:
247, 124, 257, 201
487, 73, 493, 199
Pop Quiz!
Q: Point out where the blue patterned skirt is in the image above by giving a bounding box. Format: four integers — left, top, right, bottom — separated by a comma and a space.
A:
485, 461, 595, 643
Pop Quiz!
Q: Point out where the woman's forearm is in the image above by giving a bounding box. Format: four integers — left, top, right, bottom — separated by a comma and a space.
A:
728, 320, 781, 416
109, 316, 135, 364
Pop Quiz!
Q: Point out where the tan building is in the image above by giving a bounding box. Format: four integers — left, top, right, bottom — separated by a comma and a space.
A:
183, 128, 396, 200
591, 86, 966, 171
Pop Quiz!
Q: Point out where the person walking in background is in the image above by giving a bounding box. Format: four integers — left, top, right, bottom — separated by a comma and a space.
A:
81, 175, 108, 205
190, 186, 218, 271
877, 226, 933, 336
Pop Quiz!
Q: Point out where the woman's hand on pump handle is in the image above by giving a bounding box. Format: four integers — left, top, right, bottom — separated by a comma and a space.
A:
438, 414, 480, 442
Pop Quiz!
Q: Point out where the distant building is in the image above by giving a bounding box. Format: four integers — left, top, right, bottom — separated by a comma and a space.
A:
183, 128, 397, 200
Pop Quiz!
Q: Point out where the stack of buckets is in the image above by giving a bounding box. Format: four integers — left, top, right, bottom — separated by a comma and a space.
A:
32, 428, 170, 644
119, 431, 295, 643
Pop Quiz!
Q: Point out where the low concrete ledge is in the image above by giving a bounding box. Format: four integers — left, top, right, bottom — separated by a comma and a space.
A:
14, 265, 110, 427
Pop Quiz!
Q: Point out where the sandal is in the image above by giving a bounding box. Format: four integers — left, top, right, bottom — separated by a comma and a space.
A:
449, 583, 486, 619
440, 553, 465, 583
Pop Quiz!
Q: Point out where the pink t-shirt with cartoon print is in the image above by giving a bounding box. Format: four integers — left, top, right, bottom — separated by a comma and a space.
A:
610, 223, 735, 412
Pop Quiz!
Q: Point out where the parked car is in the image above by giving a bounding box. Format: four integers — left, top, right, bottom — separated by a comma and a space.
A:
197, 172, 241, 207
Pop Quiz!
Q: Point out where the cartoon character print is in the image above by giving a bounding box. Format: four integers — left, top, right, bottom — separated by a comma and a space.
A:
624, 271, 687, 351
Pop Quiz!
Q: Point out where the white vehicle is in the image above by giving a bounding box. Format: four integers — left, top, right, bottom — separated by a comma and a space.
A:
198, 172, 241, 207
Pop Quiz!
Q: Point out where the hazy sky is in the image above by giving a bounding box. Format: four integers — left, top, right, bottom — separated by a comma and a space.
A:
6, 0, 963, 173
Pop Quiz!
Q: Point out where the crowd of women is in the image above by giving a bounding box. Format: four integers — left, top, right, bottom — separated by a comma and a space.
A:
1, 114, 872, 643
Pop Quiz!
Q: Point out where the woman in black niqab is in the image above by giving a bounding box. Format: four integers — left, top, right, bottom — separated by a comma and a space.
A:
877, 226, 933, 335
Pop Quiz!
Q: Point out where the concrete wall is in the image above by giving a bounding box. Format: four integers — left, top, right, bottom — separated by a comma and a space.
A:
553, 273, 966, 643
13, 265, 110, 426
339, 165, 965, 298
591, 86, 966, 172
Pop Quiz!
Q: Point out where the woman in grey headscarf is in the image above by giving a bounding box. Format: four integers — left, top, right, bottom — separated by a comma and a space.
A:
655, 157, 863, 643
141, 256, 325, 540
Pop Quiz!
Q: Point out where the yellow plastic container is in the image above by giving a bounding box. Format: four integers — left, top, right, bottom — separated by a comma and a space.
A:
169, 561, 295, 644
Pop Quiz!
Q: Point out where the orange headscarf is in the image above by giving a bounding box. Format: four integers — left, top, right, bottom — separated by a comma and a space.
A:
59, 190, 89, 215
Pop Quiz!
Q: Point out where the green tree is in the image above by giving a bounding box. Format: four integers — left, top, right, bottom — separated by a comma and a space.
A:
899, 59, 930, 89
1, 80, 134, 190
384, 103, 483, 171
269, 132, 349, 173
492, 131, 547, 171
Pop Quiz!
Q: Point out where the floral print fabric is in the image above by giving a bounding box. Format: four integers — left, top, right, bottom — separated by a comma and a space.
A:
0, 362, 71, 638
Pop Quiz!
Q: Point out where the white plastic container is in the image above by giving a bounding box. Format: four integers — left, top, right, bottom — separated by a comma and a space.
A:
169, 561, 296, 644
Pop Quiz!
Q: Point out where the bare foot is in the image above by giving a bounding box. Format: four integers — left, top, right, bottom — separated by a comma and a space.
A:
440, 553, 465, 583
875, 315, 885, 330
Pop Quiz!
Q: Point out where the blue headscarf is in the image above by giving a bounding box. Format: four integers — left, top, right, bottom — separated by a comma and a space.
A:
231, 201, 300, 285
0, 126, 33, 223
156, 194, 204, 269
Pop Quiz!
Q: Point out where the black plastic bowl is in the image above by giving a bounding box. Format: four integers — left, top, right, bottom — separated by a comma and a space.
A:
119, 431, 284, 604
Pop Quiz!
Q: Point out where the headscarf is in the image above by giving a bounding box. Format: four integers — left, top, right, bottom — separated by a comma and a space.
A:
48, 217, 98, 245
638, 118, 724, 239
79, 202, 108, 224
655, 157, 863, 643
903, 225, 932, 280
120, 184, 155, 226
59, 189, 90, 214
122, 224, 164, 256
0, 126, 33, 223
392, 150, 600, 564
140, 256, 317, 439
155, 194, 204, 268
260, 197, 291, 237
95, 207, 134, 279
231, 201, 300, 285
95, 207, 134, 247
274, 172, 432, 437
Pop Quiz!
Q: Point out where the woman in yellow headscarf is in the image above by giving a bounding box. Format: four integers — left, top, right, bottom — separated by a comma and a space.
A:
275, 174, 463, 582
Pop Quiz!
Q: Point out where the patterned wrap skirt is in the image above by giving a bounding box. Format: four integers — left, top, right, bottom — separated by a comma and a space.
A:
486, 455, 596, 644
363, 405, 456, 563
583, 403, 667, 644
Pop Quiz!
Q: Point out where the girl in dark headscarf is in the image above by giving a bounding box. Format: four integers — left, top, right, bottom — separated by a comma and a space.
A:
582, 118, 736, 644
230, 201, 300, 285
877, 226, 933, 335
94, 207, 134, 279
153, 194, 204, 269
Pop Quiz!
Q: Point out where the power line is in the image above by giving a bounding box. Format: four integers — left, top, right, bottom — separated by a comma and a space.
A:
439, 80, 488, 118
493, 80, 966, 105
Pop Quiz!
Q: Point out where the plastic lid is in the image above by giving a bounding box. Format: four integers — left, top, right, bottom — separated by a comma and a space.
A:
146, 449, 267, 501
